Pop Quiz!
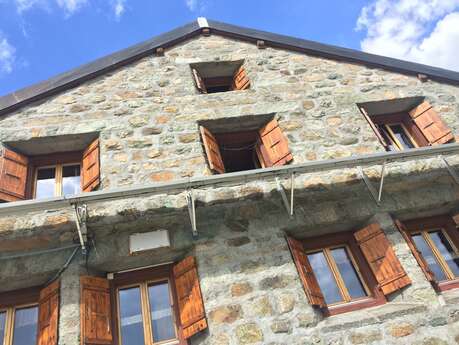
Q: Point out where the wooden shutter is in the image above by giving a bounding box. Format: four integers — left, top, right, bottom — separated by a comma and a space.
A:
82, 139, 100, 192
232, 66, 250, 90
286, 236, 325, 307
192, 68, 207, 94
199, 126, 225, 174
408, 101, 454, 145
0, 147, 28, 202
37, 280, 60, 345
354, 223, 411, 295
257, 119, 293, 167
173, 256, 207, 339
359, 107, 389, 150
80, 276, 113, 345
393, 219, 435, 282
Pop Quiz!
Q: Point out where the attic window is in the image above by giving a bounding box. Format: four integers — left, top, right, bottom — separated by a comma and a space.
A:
358, 97, 454, 151
191, 61, 250, 94
199, 116, 293, 174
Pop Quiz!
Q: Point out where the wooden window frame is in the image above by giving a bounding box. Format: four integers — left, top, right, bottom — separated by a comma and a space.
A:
369, 113, 427, 151
0, 287, 40, 345
302, 231, 386, 316
28, 151, 83, 199
402, 215, 459, 292
110, 265, 188, 345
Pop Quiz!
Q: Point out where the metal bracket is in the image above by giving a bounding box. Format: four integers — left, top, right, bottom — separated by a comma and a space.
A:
74, 203, 88, 254
186, 190, 198, 236
358, 160, 387, 205
275, 173, 295, 217
439, 155, 459, 185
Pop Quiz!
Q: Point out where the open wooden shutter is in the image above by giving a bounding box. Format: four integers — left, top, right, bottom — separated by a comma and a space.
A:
0, 147, 28, 202
257, 119, 293, 167
199, 126, 225, 174
80, 276, 113, 345
232, 66, 250, 91
192, 68, 207, 94
82, 139, 100, 192
393, 219, 435, 282
359, 107, 389, 150
173, 256, 207, 339
37, 280, 59, 345
286, 236, 325, 307
409, 101, 454, 145
354, 223, 411, 295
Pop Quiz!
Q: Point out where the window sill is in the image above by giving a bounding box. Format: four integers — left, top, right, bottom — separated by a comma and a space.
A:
323, 296, 386, 316
437, 278, 459, 292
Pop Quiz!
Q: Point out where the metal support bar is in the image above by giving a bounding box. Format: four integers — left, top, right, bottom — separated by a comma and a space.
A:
439, 155, 459, 185
276, 177, 293, 217
358, 162, 387, 205
73, 204, 88, 254
187, 190, 197, 236
290, 173, 295, 216
377, 161, 386, 203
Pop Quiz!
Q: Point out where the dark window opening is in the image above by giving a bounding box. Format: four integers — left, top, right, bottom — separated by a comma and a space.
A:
191, 61, 250, 94
215, 131, 260, 173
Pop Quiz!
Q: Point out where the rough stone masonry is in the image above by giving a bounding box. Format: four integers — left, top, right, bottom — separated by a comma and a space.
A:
1, 28, 459, 345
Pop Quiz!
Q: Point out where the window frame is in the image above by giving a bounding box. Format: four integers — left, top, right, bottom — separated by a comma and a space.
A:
27, 151, 83, 199
369, 112, 427, 151
402, 215, 459, 292
110, 265, 187, 345
302, 231, 386, 316
0, 287, 40, 345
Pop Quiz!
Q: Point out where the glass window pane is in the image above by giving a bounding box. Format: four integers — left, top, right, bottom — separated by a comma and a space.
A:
36, 167, 56, 199
389, 124, 415, 149
12, 306, 38, 345
307, 251, 343, 305
412, 234, 447, 281
119, 287, 145, 345
148, 282, 176, 343
429, 231, 459, 278
0, 312, 5, 345
331, 247, 367, 299
62, 165, 81, 196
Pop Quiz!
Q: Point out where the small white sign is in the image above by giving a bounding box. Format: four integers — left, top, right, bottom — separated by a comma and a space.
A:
129, 230, 170, 254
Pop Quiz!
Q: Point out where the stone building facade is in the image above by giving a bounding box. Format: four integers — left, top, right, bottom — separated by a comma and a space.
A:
1, 18, 459, 345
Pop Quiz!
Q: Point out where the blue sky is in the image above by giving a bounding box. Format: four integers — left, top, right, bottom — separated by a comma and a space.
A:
1, 0, 459, 97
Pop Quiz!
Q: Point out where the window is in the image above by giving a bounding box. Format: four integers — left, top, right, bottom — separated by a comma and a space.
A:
80, 257, 207, 345
397, 216, 459, 291
191, 61, 250, 94
0, 138, 100, 202
0, 305, 38, 345
358, 97, 454, 151
287, 223, 411, 315
199, 118, 293, 174
0, 281, 59, 345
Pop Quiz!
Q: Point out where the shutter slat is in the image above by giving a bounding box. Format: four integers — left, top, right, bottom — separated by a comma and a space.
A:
0, 147, 28, 202
258, 119, 293, 167
200, 126, 225, 174
192, 68, 207, 94
286, 236, 325, 307
394, 219, 435, 283
80, 276, 113, 345
37, 280, 59, 345
232, 66, 250, 91
354, 223, 411, 295
82, 139, 100, 192
173, 256, 207, 339
409, 101, 454, 145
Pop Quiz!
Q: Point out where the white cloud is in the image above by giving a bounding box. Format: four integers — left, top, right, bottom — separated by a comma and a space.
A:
185, 0, 208, 12
113, 0, 126, 20
0, 33, 16, 74
185, 0, 197, 11
356, 0, 459, 71
14, 0, 87, 15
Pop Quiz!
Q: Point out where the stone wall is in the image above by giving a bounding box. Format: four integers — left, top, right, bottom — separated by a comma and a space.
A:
1, 33, 459, 345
